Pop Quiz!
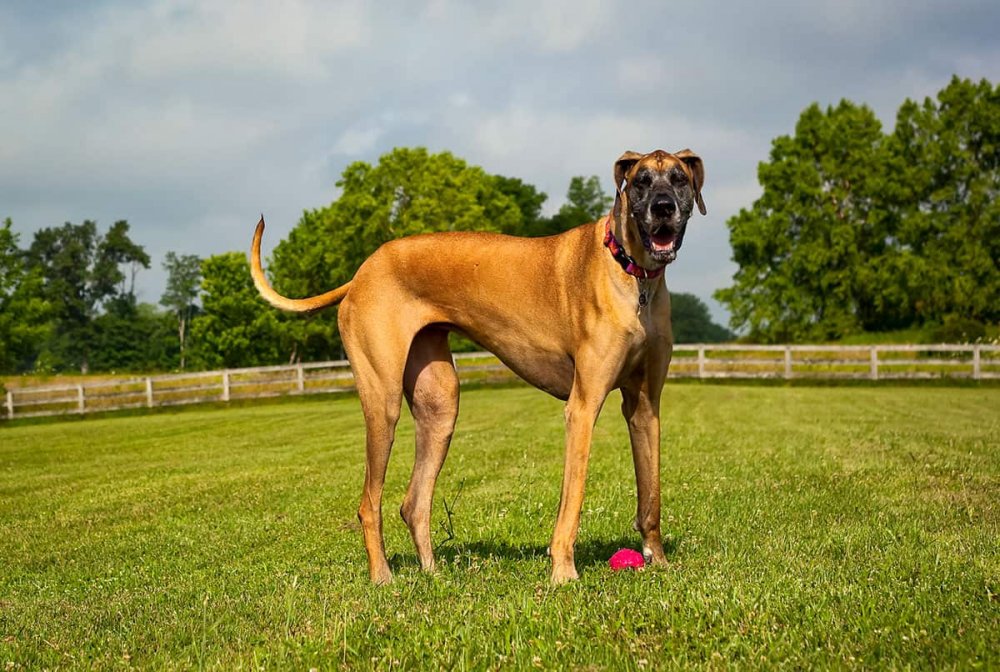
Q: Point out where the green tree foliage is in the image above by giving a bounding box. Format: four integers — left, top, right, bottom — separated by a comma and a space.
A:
335, 147, 522, 256
99, 220, 151, 298
540, 176, 613, 235
188, 252, 282, 369
889, 76, 1000, 326
0, 219, 52, 373
90, 297, 177, 372
715, 101, 890, 342
265, 208, 347, 363
160, 252, 202, 370
268, 147, 527, 361
716, 77, 999, 342
26, 220, 150, 372
670, 292, 733, 343
493, 175, 548, 236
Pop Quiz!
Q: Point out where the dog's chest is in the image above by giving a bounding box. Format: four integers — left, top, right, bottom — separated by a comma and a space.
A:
617, 306, 669, 361
627, 288, 671, 337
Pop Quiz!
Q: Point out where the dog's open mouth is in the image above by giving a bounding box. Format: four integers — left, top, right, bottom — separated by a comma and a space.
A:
640, 225, 680, 263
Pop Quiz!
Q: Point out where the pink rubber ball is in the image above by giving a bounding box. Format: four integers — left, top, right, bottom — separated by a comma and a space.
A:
609, 548, 645, 570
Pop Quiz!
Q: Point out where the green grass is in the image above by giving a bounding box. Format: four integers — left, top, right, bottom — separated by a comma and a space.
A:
1, 385, 998, 669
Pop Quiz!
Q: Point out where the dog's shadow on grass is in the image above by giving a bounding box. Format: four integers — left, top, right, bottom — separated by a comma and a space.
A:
390, 535, 679, 574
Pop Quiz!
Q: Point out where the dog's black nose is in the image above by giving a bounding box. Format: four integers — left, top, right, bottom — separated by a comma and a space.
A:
651, 196, 676, 218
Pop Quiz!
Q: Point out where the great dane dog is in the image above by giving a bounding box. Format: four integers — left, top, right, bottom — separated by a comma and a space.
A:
250, 149, 706, 584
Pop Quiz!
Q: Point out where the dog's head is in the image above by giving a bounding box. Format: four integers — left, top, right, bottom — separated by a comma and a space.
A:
613, 149, 706, 265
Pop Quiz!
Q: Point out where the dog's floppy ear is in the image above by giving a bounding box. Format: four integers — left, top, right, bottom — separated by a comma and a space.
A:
612, 151, 643, 219
614, 151, 643, 194
674, 149, 706, 215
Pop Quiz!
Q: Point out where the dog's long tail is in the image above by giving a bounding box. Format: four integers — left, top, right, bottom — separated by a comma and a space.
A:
250, 216, 351, 313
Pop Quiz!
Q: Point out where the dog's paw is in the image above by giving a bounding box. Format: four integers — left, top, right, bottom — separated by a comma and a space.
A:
642, 544, 668, 566
550, 564, 580, 585
370, 567, 394, 586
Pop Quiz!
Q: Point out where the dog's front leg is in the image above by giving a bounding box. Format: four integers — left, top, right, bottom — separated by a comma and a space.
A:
549, 364, 616, 584
622, 375, 668, 566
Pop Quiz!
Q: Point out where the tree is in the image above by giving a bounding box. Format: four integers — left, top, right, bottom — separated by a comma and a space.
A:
99, 220, 151, 298
188, 252, 283, 369
670, 292, 733, 343
889, 76, 1000, 327
264, 207, 347, 363
331, 147, 522, 261
268, 147, 526, 362
493, 175, 548, 236
90, 297, 177, 372
714, 101, 896, 342
543, 176, 613, 234
26, 220, 150, 372
160, 252, 202, 370
717, 78, 999, 342
0, 219, 52, 373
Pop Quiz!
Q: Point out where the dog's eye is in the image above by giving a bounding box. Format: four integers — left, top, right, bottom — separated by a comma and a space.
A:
633, 174, 652, 189
670, 171, 689, 187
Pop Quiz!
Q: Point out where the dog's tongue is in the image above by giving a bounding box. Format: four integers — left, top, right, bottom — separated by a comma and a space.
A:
650, 231, 676, 252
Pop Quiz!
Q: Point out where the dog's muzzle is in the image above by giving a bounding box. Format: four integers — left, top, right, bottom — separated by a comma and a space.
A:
633, 194, 685, 264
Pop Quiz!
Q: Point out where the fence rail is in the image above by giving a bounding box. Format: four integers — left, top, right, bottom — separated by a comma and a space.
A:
4, 344, 999, 421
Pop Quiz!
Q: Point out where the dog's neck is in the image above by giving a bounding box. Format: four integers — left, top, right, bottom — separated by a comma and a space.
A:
603, 214, 665, 280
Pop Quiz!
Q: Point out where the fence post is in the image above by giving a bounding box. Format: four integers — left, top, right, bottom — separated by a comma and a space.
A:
222, 371, 230, 402
296, 363, 305, 393
869, 347, 879, 381
145, 377, 154, 408
77, 384, 85, 413
697, 347, 706, 379
784, 346, 792, 380
5, 390, 13, 420
973, 345, 981, 381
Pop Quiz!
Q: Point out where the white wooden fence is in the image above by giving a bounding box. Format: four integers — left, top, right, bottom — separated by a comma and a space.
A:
3, 344, 998, 420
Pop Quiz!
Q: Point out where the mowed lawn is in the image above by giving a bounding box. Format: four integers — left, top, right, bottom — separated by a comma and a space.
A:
1, 384, 997, 669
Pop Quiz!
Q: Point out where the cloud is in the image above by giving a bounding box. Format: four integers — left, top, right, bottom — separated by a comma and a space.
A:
0, 3, 363, 191
486, 0, 612, 52
330, 122, 385, 157
117, 0, 369, 81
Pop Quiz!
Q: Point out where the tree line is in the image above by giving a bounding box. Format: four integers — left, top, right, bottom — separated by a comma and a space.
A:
0, 147, 731, 375
715, 76, 999, 343
11, 76, 985, 375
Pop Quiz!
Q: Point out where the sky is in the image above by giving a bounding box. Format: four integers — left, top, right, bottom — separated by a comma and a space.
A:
2, 0, 998, 325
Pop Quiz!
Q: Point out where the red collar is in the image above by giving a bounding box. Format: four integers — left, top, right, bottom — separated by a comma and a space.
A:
603, 216, 664, 279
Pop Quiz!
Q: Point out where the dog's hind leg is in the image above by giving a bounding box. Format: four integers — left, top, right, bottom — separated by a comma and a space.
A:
354, 377, 402, 584
400, 327, 459, 572
345, 325, 408, 585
